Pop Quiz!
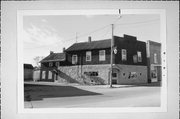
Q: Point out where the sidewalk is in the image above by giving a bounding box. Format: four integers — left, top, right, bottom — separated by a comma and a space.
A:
24, 81, 160, 89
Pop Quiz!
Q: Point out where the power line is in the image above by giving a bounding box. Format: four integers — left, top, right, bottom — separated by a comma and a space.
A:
25, 24, 110, 49
24, 18, 159, 49
115, 19, 159, 26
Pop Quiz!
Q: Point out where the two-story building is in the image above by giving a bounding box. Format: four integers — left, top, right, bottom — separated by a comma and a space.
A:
146, 40, 161, 83
39, 34, 147, 85
40, 51, 66, 82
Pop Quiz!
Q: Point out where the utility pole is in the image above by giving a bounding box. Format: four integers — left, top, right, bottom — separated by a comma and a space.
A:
110, 24, 114, 88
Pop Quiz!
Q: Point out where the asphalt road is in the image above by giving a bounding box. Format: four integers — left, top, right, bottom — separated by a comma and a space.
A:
24, 84, 160, 108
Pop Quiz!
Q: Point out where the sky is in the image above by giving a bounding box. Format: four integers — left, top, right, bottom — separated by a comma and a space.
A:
23, 14, 160, 66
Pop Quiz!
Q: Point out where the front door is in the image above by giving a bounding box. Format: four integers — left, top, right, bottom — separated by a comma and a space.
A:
151, 67, 158, 82
112, 69, 118, 84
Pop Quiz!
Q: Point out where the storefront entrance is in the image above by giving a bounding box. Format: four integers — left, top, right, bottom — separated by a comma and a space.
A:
112, 69, 119, 84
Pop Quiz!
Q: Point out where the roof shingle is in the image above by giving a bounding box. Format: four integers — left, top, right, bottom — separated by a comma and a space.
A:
40, 53, 65, 62
66, 39, 111, 52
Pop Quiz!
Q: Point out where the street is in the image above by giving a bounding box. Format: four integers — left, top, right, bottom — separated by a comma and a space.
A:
24, 83, 160, 108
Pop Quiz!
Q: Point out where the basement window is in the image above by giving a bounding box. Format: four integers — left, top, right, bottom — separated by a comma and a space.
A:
84, 71, 98, 76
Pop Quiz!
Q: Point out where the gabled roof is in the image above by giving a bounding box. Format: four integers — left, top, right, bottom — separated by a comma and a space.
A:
40, 53, 66, 63
65, 39, 111, 52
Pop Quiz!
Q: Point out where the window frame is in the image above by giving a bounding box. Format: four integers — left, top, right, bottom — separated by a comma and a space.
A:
121, 49, 127, 61
49, 62, 53, 67
137, 51, 142, 62
99, 50, 106, 61
86, 51, 92, 62
55, 62, 59, 67
72, 54, 78, 64
154, 53, 158, 63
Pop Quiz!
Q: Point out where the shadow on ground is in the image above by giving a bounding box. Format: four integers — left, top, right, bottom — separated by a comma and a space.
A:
24, 84, 102, 101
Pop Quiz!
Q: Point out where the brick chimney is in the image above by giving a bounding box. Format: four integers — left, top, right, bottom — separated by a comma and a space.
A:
63, 47, 66, 52
50, 51, 54, 55
88, 36, 91, 43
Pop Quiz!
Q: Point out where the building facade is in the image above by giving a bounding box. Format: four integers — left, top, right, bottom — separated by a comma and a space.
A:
146, 40, 161, 83
40, 34, 148, 85
40, 52, 66, 82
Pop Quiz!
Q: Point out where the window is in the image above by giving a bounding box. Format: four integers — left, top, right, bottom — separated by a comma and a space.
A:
48, 71, 52, 79
49, 62, 53, 67
154, 53, 157, 63
55, 62, 59, 67
137, 51, 142, 62
86, 51, 92, 61
72, 55, 78, 64
112, 73, 117, 78
99, 50, 105, 61
121, 49, 127, 61
42, 71, 46, 79
84, 72, 98, 76
133, 55, 138, 63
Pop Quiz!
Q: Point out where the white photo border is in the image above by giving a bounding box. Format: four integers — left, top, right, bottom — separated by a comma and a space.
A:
17, 9, 167, 113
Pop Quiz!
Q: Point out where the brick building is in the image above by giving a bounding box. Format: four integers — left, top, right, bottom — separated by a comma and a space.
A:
146, 40, 161, 83
40, 34, 148, 85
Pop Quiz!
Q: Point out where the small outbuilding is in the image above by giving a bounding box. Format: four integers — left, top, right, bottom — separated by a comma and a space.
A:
24, 63, 34, 81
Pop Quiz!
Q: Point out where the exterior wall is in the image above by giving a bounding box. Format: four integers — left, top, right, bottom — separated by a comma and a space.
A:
65, 36, 147, 66
24, 69, 33, 81
40, 67, 57, 82
114, 36, 147, 66
66, 48, 111, 66
147, 40, 161, 83
57, 64, 147, 85
114, 64, 148, 85
57, 64, 110, 84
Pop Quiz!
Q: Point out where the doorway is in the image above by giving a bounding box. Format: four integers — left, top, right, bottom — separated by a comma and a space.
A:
112, 69, 119, 84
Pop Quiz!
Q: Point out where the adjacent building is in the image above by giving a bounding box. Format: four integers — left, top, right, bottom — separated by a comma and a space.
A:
40, 34, 148, 85
40, 52, 66, 82
24, 64, 34, 81
146, 40, 161, 83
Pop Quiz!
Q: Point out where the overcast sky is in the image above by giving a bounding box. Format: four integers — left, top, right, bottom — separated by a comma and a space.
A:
23, 14, 160, 66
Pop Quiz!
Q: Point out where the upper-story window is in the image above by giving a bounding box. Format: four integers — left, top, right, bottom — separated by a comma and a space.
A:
55, 62, 59, 67
133, 55, 138, 63
137, 51, 142, 62
49, 62, 53, 67
99, 50, 105, 61
86, 51, 92, 62
154, 53, 157, 63
72, 55, 78, 64
121, 49, 127, 61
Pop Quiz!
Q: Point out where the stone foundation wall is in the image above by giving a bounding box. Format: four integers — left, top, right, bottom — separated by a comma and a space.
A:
57, 64, 147, 85
58, 64, 110, 84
